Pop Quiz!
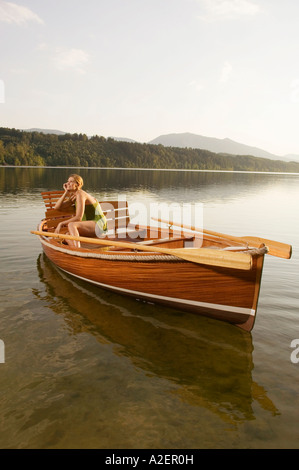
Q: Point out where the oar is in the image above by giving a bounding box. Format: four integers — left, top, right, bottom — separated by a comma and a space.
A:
31, 230, 253, 270
153, 218, 292, 260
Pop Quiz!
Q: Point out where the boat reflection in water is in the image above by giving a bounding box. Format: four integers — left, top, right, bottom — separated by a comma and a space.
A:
35, 253, 279, 426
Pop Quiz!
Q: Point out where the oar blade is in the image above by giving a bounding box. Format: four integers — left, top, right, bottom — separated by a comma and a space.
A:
241, 237, 292, 259
174, 248, 253, 270
153, 217, 292, 260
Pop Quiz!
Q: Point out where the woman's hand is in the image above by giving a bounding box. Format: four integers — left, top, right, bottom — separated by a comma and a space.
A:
63, 183, 77, 202
55, 221, 65, 233
69, 192, 77, 203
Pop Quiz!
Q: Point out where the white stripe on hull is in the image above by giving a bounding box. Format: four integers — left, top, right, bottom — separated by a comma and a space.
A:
58, 266, 255, 318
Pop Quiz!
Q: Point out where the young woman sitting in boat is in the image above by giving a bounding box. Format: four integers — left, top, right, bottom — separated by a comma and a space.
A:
54, 174, 107, 247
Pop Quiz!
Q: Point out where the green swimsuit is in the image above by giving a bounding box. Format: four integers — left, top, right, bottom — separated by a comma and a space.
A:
80, 200, 108, 234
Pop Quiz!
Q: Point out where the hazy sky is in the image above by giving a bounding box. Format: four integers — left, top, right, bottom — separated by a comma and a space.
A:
1, 0, 299, 156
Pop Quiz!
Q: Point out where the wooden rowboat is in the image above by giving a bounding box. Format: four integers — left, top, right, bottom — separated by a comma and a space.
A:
31, 191, 292, 332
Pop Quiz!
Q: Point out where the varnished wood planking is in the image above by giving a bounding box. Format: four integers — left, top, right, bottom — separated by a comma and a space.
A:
42, 243, 258, 329
42, 242, 261, 311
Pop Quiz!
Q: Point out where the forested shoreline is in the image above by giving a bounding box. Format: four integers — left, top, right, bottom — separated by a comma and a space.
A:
1, 127, 299, 172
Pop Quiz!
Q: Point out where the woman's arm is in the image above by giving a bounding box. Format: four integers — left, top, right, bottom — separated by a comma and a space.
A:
54, 183, 74, 211
55, 191, 85, 233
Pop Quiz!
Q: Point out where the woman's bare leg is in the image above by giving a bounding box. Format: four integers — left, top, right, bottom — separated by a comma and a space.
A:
67, 221, 96, 247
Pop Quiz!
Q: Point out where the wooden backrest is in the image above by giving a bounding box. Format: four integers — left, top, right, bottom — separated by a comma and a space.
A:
100, 200, 130, 232
41, 191, 75, 219
41, 191, 131, 234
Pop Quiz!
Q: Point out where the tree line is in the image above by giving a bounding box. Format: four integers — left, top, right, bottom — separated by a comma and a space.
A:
1, 127, 299, 173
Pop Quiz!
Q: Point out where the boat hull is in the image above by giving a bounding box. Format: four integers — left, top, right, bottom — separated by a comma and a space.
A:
41, 238, 264, 332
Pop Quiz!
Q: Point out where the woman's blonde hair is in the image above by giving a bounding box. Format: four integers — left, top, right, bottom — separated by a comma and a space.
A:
69, 174, 83, 189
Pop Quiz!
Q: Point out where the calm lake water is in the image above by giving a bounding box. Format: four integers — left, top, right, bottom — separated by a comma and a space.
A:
0, 166, 299, 449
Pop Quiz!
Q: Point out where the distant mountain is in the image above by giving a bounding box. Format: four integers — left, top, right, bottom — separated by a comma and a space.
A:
285, 154, 299, 163
19, 129, 299, 162
23, 128, 66, 135
109, 136, 137, 143
149, 132, 299, 162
